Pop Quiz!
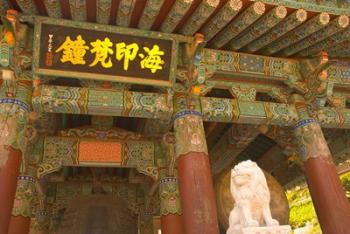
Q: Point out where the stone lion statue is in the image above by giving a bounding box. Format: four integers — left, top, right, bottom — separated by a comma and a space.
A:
227, 160, 279, 234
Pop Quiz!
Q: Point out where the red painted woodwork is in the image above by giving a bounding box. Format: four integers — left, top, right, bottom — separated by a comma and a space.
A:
305, 157, 350, 234
33, 0, 48, 16
177, 152, 220, 234
109, 0, 120, 25
60, 0, 71, 19
161, 214, 185, 234
0, 147, 22, 234
86, 0, 97, 23
129, 0, 147, 28
8, 216, 31, 234
151, 0, 176, 30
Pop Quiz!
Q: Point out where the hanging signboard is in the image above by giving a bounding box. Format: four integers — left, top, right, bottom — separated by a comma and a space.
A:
32, 17, 185, 87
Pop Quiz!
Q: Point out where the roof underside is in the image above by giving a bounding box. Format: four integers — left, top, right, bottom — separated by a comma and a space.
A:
2, 0, 350, 59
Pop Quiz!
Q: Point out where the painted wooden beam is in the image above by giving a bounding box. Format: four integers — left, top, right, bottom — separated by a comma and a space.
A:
227, 6, 287, 51
68, 0, 87, 22
32, 85, 173, 120
245, 9, 307, 53
116, 0, 137, 27
201, 48, 299, 81
200, 97, 299, 126
259, 0, 350, 16
280, 15, 349, 56
96, 0, 112, 25
327, 65, 350, 87
199, 0, 242, 42
261, 12, 330, 55
31, 85, 350, 129
200, 96, 350, 129
16, 0, 38, 15
327, 41, 350, 57
138, 0, 165, 30
43, 0, 62, 18
210, 124, 260, 175
179, 0, 219, 36
210, 2, 266, 49
160, 0, 194, 33
297, 28, 350, 56
38, 136, 158, 180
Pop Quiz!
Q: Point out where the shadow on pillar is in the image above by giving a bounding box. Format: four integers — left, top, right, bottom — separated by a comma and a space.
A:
305, 158, 350, 234
177, 152, 220, 234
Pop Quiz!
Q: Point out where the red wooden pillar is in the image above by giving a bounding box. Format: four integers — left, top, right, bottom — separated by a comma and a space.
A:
8, 216, 31, 234
294, 97, 350, 234
0, 147, 22, 234
174, 106, 220, 234
161, 214, 184, 234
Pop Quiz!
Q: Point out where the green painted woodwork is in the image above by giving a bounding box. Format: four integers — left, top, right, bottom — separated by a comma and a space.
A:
16, 0, 38, 15
245, 9, 307, 53
0, 77, 32, 150
116, 0, 136, 27
160, 0, 194, 33
0, 0, 10, 15
327, 42, 350, 58
68, 0, 87, 22
259, 0, 350, 15
210, 2, 266, 49
96, 0, 112, 25
159, 134, 182, 215
179, 0, 220, 36
210, 124, 260, 175
138, 0, 165, 30
297, 28, 350, 57
200, 0, 242, 42
262, 13, 330, 55
43, 0, 62, 18
200, 97, 299, 126
328, 64, 350, 87
32, 84, 173, 119
227, 6, 287, 51
173, 95, 208, 156
201, 48, 300, 82
37, 136, 158, 179
12, 175, 37, 217
279, 15, 349, 56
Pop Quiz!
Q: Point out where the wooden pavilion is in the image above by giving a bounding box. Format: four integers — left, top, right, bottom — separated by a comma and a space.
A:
1, 0, 350, 233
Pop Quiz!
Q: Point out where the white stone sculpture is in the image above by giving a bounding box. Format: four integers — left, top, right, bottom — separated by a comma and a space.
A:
227, 160, 282, 234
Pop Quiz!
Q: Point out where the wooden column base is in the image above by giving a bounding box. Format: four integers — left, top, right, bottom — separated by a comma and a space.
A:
305, 157, 350, 234
0, 147, 22, 234
8, 216, 31, 234
161, 214, 184, 234
177, 152, 220, 234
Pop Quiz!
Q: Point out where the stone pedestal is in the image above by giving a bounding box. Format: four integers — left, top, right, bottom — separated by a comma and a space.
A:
237, 225, 291, 234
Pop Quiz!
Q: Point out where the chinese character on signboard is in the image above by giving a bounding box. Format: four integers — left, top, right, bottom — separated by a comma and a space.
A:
37, 23, 174, 86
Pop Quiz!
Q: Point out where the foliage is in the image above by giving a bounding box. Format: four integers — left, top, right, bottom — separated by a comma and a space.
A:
287, 172, 350, 234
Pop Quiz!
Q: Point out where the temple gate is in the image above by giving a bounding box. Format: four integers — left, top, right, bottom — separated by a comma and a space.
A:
0, 1, 350, 233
